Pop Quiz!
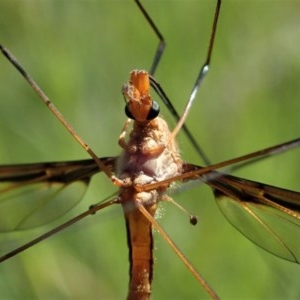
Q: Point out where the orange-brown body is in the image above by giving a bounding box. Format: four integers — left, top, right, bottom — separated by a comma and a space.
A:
116, 70, 182, 299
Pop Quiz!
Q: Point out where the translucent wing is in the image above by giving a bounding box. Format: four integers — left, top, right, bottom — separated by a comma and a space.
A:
0, 157, 116, 231
212, 173, 300, 263
183, 163, 300, 263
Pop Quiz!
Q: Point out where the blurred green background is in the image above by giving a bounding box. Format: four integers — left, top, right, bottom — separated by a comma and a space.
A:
1, 0, 300, 299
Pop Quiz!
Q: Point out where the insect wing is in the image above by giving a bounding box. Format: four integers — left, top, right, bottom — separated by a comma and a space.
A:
0, 180, 88, 231
214, 175, 300, 263
0, 157, 115, 231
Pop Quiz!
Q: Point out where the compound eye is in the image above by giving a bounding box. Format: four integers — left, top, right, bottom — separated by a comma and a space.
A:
125, 103, 134, 119
146, 101, 160, 120
125, 101, 160, 121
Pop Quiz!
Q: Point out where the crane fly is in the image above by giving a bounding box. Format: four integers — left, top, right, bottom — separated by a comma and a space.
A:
1, 0, 300, 299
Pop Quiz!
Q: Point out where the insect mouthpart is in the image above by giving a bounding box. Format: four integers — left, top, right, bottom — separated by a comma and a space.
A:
123, 70, 160, 121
